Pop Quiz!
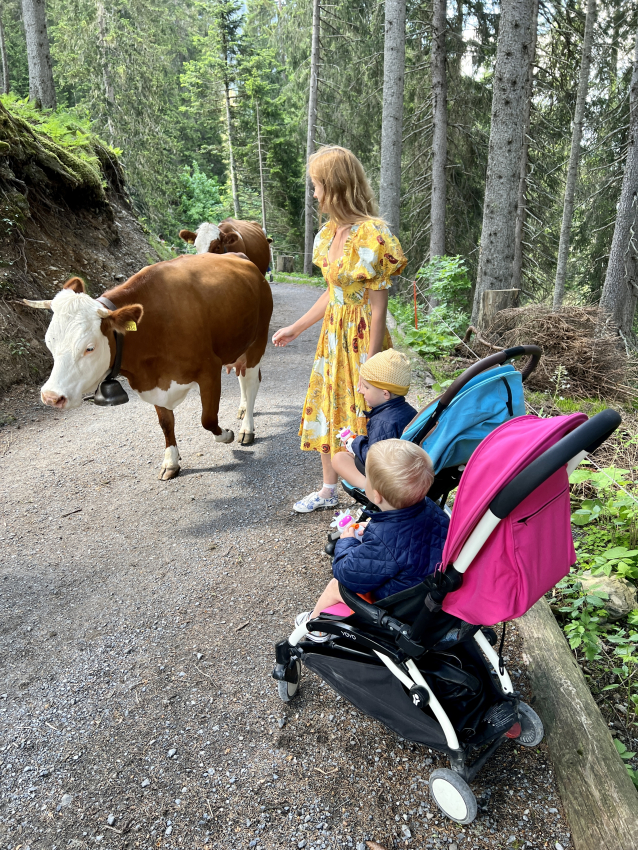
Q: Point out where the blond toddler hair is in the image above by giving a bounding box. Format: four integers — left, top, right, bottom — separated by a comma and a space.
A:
366, 439, 434, 510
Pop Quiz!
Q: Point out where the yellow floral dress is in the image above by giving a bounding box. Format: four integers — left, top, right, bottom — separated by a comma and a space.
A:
299, 218, 407, 455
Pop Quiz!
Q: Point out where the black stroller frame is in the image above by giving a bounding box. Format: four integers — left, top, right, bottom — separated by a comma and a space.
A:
273, 408, 621, 824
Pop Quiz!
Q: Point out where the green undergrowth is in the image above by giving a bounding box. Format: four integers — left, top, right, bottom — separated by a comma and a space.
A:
549, 459, 638, 786
389, 255, 472, 359
273, 271, 323, 287
525, 389, 614, 418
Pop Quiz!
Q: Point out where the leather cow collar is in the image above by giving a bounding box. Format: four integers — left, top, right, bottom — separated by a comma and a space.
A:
93, 295, 129, 406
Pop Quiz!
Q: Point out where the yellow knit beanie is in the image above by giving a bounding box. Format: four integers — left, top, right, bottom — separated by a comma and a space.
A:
359, 349, 411, 396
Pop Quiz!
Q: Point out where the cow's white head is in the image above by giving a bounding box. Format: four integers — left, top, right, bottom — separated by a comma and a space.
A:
25, 277, 143, 410
179, 222, 222, 254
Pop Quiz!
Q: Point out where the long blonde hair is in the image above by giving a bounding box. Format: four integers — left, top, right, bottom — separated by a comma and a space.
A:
308, 145, 380, 226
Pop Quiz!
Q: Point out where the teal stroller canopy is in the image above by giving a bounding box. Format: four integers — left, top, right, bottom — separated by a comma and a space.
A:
403, 361, 529, 473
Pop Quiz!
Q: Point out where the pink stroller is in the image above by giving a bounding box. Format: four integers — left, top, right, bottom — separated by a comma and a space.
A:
272, 409, 621, 823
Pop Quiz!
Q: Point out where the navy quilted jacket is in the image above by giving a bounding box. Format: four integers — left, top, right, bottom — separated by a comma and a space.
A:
332, 497, 449, 600
351, 396, 417, 466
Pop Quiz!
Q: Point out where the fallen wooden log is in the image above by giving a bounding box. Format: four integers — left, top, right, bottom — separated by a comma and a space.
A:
517, 598, 638, 850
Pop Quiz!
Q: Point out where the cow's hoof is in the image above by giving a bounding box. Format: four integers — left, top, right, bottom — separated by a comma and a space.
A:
158, 465, 180, 481
237, 406, 246, 420
214, 428, 234, 444
237, 431, 255, 446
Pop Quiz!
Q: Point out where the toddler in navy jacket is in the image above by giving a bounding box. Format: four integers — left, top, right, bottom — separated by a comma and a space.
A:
332, 349, 417, 490
296, 440, 449, 636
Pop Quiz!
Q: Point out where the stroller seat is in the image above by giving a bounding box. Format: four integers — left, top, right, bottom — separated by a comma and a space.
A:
274, 407, 621, 824
327, 346, 541, 554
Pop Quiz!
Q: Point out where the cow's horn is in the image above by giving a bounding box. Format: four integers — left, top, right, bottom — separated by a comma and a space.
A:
22, 298, 53, 310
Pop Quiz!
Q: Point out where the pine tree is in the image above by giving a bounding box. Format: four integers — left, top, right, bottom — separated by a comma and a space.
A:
21, 0, 55, 108
0, 3, 9, 94
303, 0, 320, 274
379, 0, 406, 236
598, 27, 638, 341
512, 0, 538, 292
472, 0, 535, 325
429, 0, 447, 260
552, 0, 597, 309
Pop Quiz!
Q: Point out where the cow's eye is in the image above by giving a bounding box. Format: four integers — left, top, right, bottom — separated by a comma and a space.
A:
85, 345, 95, 354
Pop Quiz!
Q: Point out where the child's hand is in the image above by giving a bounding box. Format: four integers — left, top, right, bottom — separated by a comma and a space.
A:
341, 525, 357, 539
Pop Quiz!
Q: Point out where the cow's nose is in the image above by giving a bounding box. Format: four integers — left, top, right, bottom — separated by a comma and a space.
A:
41, 390, 67, 409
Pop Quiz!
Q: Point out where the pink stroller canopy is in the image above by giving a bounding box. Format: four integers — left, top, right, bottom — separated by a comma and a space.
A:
441, 413, 587, 626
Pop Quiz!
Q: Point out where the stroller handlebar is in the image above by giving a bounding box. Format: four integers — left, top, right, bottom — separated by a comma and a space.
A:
438, 345, 542, 411
489, 408, 622, 519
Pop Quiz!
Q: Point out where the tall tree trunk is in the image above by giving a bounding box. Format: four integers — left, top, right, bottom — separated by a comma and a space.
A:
21, 0, 56, 109
256, 100, 267, 232
379, 0, 406, 237
598, 28, 638, 341
0, 5, 9, 95
449, 1, 465, 78
303, 0, 320, 275
429, 0, 447, 259
471, 0, 534, 326
224, 79, 240, 218
96, 1, 115, 143
512, 0, 539, 291
552, 0, 597, 310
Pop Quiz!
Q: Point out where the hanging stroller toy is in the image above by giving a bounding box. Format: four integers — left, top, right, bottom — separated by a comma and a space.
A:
273, 408, 621, 823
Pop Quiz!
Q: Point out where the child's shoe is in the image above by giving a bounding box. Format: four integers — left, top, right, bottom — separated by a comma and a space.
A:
293, 490, 339, 513
295, 611, 330, 642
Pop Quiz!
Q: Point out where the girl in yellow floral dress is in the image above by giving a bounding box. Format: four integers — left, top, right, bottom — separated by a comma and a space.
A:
272, 146, 407, 512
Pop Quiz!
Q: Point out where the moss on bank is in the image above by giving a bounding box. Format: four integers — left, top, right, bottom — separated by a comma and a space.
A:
0, 95, 125, 212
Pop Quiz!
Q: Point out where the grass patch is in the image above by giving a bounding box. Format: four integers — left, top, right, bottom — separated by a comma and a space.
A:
271, 271, 324, 287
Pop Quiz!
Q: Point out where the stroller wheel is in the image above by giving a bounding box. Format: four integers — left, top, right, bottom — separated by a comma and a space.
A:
429, 769, 477, 824
517, 702, 544, 747
277, 659, 301, 702
324, 539, 336, 556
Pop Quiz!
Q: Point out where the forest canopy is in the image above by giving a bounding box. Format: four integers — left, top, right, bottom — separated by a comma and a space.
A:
1, 0, 638, 313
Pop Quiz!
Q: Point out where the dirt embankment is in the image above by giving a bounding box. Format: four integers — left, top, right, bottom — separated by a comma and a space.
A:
0, 100, 159, 396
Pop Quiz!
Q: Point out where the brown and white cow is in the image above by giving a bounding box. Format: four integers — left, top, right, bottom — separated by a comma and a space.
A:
24, 253, 273, 480
179, 219, 272, 275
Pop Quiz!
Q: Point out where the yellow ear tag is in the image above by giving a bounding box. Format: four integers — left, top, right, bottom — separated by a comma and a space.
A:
123, 320, 137, 331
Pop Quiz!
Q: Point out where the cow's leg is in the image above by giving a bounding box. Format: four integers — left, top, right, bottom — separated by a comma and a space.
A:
236, 365, 261, 446
155, 406, 181, 481
237, 379, 247, 421
199, 367, 234, 444
234, 354, 249, 420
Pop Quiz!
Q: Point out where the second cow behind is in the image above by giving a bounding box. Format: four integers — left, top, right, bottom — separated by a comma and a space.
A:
179, 219, 272, 275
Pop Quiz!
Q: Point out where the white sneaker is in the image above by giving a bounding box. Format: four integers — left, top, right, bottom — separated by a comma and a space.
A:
294, 490, 339, 513
295, 611, 330, 643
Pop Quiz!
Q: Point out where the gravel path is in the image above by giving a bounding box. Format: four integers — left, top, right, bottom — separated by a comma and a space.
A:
1, 283, 571, 850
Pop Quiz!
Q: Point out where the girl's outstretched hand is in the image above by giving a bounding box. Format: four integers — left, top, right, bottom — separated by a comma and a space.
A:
272, 326, 299, 347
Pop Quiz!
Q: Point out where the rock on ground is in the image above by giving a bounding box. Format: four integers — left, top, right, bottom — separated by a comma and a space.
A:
0, 283, 571, 849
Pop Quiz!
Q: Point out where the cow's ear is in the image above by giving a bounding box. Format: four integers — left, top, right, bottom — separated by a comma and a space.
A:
221, 230, 241, 246
101, 304, 144, 334
62, 276, 86, 294
267, 237, 273, 244
179, 229, 197, 244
